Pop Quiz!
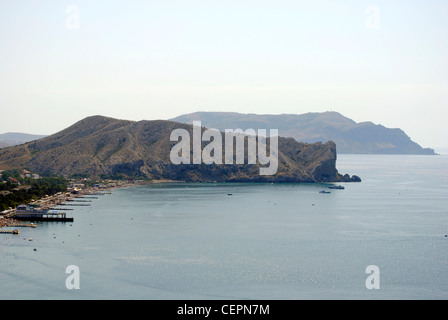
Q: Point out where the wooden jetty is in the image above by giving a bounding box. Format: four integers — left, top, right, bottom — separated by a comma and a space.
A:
7, 223, 37, 228
14, 215, 74, 222
0, 229, 20, 234
14, 211, 74, 222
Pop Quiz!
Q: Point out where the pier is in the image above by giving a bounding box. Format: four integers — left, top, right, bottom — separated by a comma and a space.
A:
14, 215, 74, 222
0, 229, 20, 234
7, 223, 37, 228
1, 179, 131, 233
14, 211, 74, 222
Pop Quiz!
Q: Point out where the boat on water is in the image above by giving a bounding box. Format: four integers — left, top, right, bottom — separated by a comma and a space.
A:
319, 190, 331, 194
328, 185, 345, 189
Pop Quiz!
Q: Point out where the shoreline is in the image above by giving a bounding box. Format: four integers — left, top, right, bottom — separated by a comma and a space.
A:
0, 179, 141, 223
0, 178, 183, 225
1, 177, 348, 229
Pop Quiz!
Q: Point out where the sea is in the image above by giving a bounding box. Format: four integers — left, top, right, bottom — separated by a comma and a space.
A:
0, 154, 447, 300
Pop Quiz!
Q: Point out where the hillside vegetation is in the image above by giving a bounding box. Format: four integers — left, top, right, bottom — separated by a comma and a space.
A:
0, 116, 360, 183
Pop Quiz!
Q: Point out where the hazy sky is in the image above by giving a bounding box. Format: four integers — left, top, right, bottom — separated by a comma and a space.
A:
0, 0, 447, 148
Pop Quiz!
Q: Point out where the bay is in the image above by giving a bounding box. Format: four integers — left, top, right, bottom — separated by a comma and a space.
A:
1, 154, 447, 300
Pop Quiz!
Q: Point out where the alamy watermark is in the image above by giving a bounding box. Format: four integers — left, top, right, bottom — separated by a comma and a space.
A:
170, 121, 279, 175
366, 5, 380, 30
65, 265, 80, 290
66, 5, 80, 30
365, 265, 380, 289
63, 264, 379, 291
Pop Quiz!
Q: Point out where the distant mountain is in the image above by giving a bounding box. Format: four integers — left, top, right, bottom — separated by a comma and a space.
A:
0, 132, 48, 148
170, 112, 436, 155
0, 115, 359, 183
0, 141, 10, 149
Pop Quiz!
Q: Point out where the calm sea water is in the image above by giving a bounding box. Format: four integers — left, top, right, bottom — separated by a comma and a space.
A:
1, 155, 447, 300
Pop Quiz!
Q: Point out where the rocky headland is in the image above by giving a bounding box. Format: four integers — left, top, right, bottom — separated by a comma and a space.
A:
0, 116, 360, 183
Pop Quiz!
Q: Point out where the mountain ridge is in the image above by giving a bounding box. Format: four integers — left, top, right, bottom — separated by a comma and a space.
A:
0, 132, 48, 149
170, 111, 436, 155
0, 115, 359, 183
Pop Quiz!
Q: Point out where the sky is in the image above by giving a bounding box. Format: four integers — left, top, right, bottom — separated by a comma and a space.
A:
0, 0, 447, 149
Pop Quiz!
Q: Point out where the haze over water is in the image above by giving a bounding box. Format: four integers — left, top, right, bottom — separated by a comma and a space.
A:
1, 154, 447, 299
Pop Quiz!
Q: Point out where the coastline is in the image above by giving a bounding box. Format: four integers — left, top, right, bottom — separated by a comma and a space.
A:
0, 178, 185, 228
0, 177, 352, 230
0, 179, 138, 227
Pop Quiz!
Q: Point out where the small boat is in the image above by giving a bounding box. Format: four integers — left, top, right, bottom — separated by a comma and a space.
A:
329, 185, 345, 189
319, 190, 331, 194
